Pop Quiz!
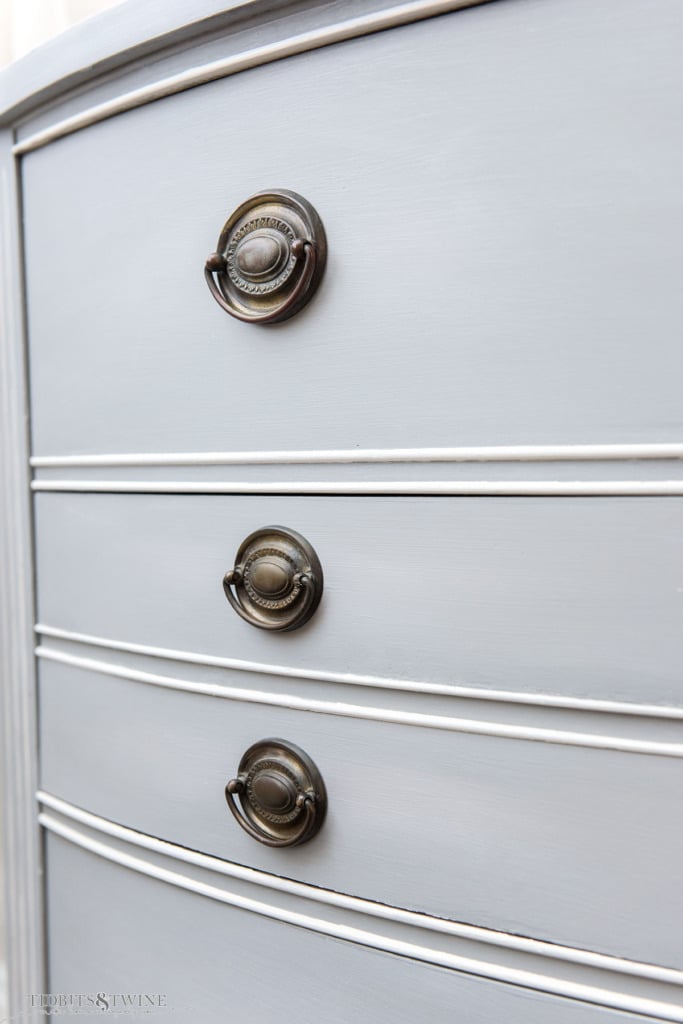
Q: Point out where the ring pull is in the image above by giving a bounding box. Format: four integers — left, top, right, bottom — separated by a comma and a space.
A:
205, 239, 318, 324
225, 777, 318, 848
222, 526, 323, 632
204, 190, 326, 325
224, 739, 327, 848
223, 566, 317, 632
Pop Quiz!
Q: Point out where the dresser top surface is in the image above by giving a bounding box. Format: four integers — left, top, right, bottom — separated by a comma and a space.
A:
0, 0, 494, 125
0, 0, 264, 121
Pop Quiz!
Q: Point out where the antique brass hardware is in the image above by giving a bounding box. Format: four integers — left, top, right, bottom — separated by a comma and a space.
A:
204, 190, 327, 324
222, 525, 323, 631
225, 738, 327, 847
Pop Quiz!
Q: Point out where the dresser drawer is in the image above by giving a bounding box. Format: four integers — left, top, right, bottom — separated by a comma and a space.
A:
46, 830, 679, 1024
34, 493, 683, 705
23, 0, 683, 458
38, 652, 683, 968
6, 0, 683, 1021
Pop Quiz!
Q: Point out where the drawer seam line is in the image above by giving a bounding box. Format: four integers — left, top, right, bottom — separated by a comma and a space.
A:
35, 646, 683, 758
35, 789, 683, 986
38, 803, 683, 1023
34, 624, 683, 720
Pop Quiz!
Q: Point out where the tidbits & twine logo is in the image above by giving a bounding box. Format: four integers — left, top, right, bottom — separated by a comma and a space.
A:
27, 994, 168, 1015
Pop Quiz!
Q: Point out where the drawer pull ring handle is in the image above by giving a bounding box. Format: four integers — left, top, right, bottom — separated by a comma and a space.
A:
222, 526, 323, 632
225, 739, 327, 848
204, 190, 327, 324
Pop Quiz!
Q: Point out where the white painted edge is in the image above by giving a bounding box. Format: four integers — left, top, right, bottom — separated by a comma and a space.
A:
36, 791, 683, 988
35, 646, 683, 757
29, 479, 683, 495
35, 623, 683, 720
39, 808, 683, 1022
28, 443, 683, 468
13, 0, 493, 156
0, 133, 44, 1020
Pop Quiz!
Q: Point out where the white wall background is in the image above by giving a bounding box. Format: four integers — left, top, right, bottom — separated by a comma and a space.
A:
0, 0, 124, 68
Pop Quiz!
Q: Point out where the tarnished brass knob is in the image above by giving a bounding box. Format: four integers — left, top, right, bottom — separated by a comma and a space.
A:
204, 190, 326, 324
222, 526, 323, 631
225, 739, 327, 847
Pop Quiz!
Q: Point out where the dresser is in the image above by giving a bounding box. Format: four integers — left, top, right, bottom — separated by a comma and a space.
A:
1, 0, 682, 1021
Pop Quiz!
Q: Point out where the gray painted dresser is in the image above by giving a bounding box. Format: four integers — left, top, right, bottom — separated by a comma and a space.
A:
1, 0, 682, 1021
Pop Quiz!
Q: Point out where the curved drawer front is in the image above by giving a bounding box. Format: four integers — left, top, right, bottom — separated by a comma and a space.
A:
11, 0, 683, 1018
23, 0, 683, 457
38, 655, 683, 968
34, 493, 683, 705
45, 832, 679, 1024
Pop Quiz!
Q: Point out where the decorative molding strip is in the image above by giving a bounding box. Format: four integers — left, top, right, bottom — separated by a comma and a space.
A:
0, 134, 45, 1020
38, 796, 683, 1022
29, 478, 683, 495
13, 0, 492, 156
35, 623, 683, 720
35, 646, 683, 758
36, 791, 683, 985
29, 443, 683, 468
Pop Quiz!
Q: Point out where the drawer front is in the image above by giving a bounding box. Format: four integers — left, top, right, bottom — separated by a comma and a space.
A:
23, 0, 683, 457
38, 656, 683, 967
44, 831, 682, 1023
34, 493, 683, 705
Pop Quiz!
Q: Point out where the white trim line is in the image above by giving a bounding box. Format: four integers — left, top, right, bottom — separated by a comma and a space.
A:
37, 791, 683, 988
35, 646, 683, 757
29, 479, 683, 495
0, 136, 45, 1020
13, 0, 492, 156
29, 443, 683, 468
35, 623, 683, 720
39, 809, 683, 1021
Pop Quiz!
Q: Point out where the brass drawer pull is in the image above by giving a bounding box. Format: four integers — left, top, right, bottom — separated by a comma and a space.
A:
222, 526, 323, 632
204, 190, 327, 324
225, 739, 327, 848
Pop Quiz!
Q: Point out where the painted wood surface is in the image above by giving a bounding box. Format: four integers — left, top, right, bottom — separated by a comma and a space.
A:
38, 804, 683, 1020
0, 0, 253, 119
27, 442, 683, 488
0, 130, 44, 1023
21, 0, 683, 455
33, 493, 683, 705
37, 657, 683, 968
10, 1, 494, 146
5, 0, 683, 1016
45, 832, 680, 1024
38, 792, 683, 1011
1, 0, 483, 126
